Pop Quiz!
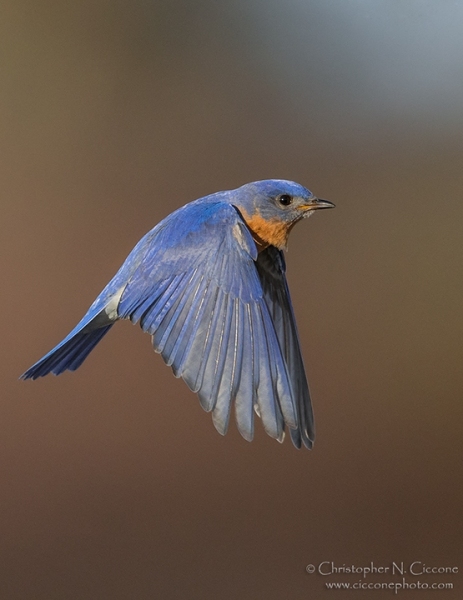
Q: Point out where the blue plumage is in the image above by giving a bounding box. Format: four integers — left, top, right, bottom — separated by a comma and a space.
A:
21, 180, 335, 449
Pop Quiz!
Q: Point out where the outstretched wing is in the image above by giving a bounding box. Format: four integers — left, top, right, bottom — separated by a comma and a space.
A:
117, 201, 299, 444
255, 247, 314, 449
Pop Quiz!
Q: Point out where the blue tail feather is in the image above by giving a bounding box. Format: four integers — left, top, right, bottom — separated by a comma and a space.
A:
20, 280, 126, 380
20, 324, 113, 380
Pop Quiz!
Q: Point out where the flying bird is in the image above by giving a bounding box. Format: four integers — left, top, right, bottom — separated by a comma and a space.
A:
21, 180, 334, 448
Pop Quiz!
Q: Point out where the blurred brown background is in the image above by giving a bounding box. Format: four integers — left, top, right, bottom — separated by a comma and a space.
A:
2, 1, 463, 598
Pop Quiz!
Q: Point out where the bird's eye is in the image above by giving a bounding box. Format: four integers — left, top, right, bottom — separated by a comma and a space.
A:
278, 194, 292, 206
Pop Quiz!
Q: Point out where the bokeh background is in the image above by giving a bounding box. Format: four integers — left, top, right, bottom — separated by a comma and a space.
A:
2, 1, 463, 598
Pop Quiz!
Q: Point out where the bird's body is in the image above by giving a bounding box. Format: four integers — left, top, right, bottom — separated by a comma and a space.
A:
21, 180, 334, 449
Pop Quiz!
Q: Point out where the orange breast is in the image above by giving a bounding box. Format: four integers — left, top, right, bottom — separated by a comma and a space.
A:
239, 210, 290, 251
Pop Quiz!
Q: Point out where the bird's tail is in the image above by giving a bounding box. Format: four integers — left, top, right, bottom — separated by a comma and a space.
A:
20, 323, 114, 380
20, 283, 126, 380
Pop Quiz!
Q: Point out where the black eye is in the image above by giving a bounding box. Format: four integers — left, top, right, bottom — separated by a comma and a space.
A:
278, 194, 292, 206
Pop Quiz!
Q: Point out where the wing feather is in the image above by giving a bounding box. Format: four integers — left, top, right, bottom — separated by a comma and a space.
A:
256, 247, 314, 449
211, 298, 239, 435
234, 302, 255, 441
251, 303, 284, 441
198, 292, 234, 413
175, 284, 220, 391
162, 272, 208, 369
117, 201, 308, 446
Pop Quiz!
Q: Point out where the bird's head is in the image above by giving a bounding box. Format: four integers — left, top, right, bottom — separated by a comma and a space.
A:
231, 179, 335, 251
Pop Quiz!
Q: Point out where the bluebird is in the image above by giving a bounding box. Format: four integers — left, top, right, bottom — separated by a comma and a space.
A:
21, 180, 334, 448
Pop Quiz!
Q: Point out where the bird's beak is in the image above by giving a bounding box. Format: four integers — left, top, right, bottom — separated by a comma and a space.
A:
299, 197, 336, 212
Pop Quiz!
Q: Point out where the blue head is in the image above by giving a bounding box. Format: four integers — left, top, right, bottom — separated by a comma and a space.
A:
230, 179, 334, 250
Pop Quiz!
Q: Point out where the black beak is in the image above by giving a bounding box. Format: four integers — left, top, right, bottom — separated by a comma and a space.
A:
305, 197, 336, 210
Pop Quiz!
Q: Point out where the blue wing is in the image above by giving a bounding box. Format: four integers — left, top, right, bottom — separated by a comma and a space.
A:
117, 200, 299, 443
255, 247, 315, 449
22, 198, 310, 448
